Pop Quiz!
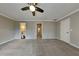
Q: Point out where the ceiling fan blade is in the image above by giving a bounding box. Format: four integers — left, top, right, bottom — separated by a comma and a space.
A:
21, 6, 29, 11
36, 7, 44, 13
32, 11, 35, 16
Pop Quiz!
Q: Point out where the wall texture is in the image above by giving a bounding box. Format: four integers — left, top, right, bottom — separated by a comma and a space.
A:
15, 21, 57, 39
0, 15, 16, 43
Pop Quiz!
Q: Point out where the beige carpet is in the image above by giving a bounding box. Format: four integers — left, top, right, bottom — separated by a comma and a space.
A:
0, 39, 79, 56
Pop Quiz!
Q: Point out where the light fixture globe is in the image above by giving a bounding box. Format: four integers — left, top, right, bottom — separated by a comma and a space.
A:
29, 5, 35, 11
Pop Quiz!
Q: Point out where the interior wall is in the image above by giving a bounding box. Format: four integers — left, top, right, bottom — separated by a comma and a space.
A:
0, 15, 16, 43
56, 22, 60, 39
15, 21, 57, 39
70, 12, 79, 48
43, 21, 56, 39
58, 11, 79, 48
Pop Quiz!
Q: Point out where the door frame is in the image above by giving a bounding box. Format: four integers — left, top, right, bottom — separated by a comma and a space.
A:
35, 23, 43, 39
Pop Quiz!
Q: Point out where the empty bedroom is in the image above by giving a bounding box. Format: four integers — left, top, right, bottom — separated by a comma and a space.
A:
0, 3, 79, 56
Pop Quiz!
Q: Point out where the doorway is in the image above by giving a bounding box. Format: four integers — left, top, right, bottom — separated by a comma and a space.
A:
37, 24, 42, 39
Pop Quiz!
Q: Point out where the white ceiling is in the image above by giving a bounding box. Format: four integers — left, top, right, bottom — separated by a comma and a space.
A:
0, 3, 79, 21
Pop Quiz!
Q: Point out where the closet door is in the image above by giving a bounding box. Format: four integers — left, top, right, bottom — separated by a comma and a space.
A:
60, 18, 70, 43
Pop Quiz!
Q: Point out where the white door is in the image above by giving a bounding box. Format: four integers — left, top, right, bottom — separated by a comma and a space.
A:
60, 18, 70, 43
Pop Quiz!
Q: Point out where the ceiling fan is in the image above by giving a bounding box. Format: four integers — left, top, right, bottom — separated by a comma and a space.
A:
21, 3, 44, 16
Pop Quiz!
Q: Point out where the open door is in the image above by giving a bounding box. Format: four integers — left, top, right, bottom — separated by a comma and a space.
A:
37, 24, 42, 39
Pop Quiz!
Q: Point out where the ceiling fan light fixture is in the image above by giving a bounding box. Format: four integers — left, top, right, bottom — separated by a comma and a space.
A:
29, 5, 35, 12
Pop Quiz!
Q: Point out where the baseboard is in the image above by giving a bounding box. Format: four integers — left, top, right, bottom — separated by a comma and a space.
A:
15, 39, 35, 40
15, 38, 58, 40
69, 43, 79, 48
0, 39, 15, 45
42, 38, 57, 40
58, 39, 79, 49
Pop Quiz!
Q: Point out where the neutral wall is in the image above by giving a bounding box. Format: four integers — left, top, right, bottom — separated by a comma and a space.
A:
15, 21, 57, 39
43, 22, 56, 39
70, 12, 79, 47
56, 22, 60, 39
58, 11, 79, 48
0, 15, 16, 43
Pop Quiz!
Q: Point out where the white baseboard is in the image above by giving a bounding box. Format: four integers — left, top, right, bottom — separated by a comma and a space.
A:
15, 37, 58, 40
15, 39, 35, 40
69, 43, 79, 48
58, 39, 79, 48
0, 39, 15, 45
